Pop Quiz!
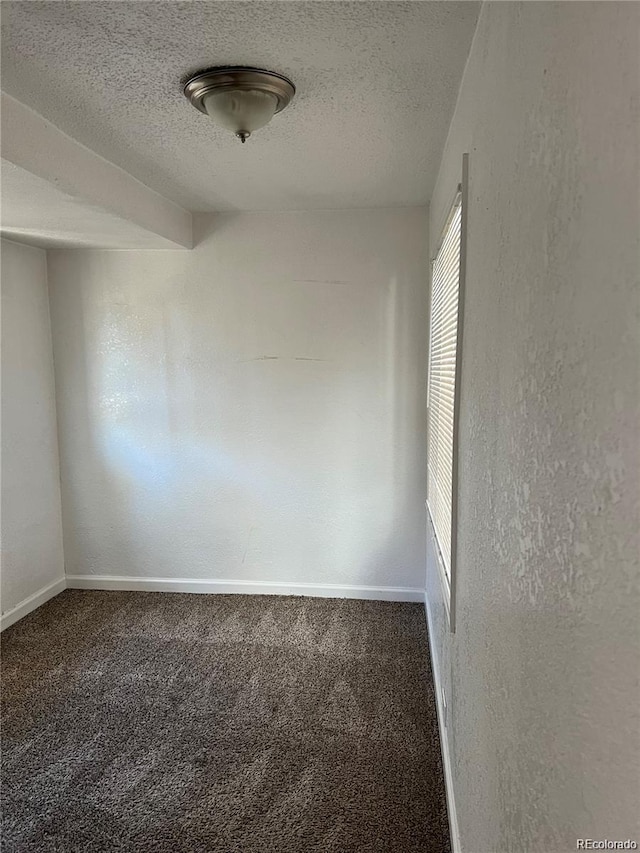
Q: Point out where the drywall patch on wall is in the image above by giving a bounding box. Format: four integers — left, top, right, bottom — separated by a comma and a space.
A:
48, 208, 429, 592
1, 238, 65, 615
425, 3, 640, 851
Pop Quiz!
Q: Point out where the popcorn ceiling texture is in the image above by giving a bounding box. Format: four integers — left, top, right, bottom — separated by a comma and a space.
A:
425, 4, 640, 851
0, 1, 479, 212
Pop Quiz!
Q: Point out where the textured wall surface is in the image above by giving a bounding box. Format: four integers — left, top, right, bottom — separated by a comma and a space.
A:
0, 238, 65, 612
426, 3, 640, 851
48, 208, 429, 591
1, 1, 478, 211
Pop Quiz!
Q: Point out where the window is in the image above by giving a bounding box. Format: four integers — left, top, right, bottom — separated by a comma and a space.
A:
427, 154, 468, 630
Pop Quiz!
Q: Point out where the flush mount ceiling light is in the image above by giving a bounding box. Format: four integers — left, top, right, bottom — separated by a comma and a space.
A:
183, 66, 296, 143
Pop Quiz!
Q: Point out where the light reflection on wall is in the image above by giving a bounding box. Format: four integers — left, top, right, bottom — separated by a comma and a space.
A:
49, 209, 429, 587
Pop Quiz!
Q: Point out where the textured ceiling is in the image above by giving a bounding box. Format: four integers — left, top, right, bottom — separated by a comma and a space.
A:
1, 1, 479, 212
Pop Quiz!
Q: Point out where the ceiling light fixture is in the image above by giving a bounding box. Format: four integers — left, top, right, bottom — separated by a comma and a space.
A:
183, 66, 296, 143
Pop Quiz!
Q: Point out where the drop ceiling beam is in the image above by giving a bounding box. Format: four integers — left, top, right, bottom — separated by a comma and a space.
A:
1, 92, 192, 249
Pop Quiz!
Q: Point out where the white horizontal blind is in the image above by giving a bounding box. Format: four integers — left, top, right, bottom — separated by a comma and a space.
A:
427, 191, 463, 588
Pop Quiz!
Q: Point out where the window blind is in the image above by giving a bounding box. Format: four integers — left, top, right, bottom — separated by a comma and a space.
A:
427, 191, 463, 588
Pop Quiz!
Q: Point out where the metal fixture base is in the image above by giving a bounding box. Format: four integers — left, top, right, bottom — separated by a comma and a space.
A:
183, 66, 296, 115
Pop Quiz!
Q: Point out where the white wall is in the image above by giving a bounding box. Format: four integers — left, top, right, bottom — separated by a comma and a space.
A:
426, 3, 640, 851
1, 238, 65, 618
48, 208, 429, 594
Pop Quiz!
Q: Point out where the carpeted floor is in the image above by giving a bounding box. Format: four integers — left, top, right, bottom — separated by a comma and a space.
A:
1, 590, 450, 853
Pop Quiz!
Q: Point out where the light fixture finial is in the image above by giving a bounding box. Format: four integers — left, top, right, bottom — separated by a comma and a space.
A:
183, 67, 295, 143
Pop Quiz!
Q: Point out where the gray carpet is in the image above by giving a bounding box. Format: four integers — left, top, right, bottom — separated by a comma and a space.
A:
1, 590, 450, 852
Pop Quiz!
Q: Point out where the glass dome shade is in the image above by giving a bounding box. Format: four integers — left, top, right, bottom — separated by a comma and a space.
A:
202, 88, 279, 138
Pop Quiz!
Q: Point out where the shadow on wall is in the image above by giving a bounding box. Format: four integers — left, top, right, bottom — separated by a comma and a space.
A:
361, 266, 429, 588
52, 211, 428, 588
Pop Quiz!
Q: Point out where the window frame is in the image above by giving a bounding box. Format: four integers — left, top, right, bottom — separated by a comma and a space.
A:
427, 153, 469, 633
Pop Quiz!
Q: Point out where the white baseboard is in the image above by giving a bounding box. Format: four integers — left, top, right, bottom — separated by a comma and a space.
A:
1, 576, 67, 631
424, 591, 461, 853
65, 575, 425, 602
